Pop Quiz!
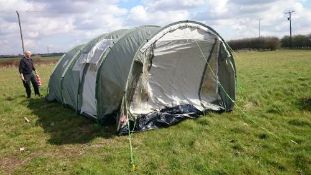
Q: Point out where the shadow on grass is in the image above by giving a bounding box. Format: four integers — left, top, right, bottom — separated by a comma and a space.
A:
4, 95, 25, 101
297, 97, 311, 111
25, 98, 116, 145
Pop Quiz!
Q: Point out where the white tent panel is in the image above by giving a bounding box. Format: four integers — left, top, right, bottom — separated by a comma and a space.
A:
147, 40, 207, 111
80, 39, 113, 117
130, 41, 220, 115
80, 64, 98, 117
130, 26, 223, 115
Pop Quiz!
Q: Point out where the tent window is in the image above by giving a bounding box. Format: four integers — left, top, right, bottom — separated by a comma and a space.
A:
72, 39, 113, 71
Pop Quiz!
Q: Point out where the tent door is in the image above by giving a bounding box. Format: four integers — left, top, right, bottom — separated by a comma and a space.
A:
130, 39, 221, 115
80, 39, 113, 117
80, 64, 98, 117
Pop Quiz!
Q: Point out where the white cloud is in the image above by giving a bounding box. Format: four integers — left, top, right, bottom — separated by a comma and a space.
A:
196, 0, 311, 39
126, 0, 204, 26
0, 0, 128, 54
127, 5, 189, 26
1, 0, 42, 12
142, 0, 205, 11
0, 0, 310, 55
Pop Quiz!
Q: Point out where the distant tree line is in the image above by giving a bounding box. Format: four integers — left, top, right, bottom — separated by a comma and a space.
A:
227, 34, 311, 50
0, 52, 64, 59
281, 34, 311, 48
228, 37, 280, 50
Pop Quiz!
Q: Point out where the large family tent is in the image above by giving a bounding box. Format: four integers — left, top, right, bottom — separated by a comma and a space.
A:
118, 20, 236, 133
47, 20, 236, 134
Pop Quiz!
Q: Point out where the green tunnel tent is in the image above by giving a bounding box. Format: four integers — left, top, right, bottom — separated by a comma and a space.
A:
47, 20, 236, 134
47, 26, 161, 121
118, 20, 236, 133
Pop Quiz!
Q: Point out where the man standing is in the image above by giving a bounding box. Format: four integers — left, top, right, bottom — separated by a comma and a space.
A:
19, 51, 41, 98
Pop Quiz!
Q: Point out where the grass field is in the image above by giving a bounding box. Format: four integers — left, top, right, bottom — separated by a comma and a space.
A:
0, 50, 310, 174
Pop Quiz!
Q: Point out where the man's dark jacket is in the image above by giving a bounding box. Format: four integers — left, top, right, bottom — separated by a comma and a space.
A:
19, 57, 36, 80
19, 57, 36, 75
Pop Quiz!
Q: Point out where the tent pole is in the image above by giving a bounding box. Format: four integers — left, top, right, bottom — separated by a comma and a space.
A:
16, 10, 25, 53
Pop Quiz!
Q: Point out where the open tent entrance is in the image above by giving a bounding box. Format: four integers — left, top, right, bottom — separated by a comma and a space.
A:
121, 24, 233, 132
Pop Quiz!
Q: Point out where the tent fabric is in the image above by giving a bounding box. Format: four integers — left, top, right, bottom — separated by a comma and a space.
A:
47, 26, 161, 118
47, 29, 129, 109
80, 39, 114, 116
64, 29, 129, 111
96, 26, 161, 121
46, 44, 84, 102
118, 20, 236, 133
47, 20, 236, 134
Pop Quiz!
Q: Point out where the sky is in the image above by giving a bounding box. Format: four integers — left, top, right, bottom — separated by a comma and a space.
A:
0, 0, 310, 55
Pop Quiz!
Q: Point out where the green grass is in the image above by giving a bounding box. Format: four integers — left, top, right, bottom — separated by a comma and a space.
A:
0, 50, 310, 174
